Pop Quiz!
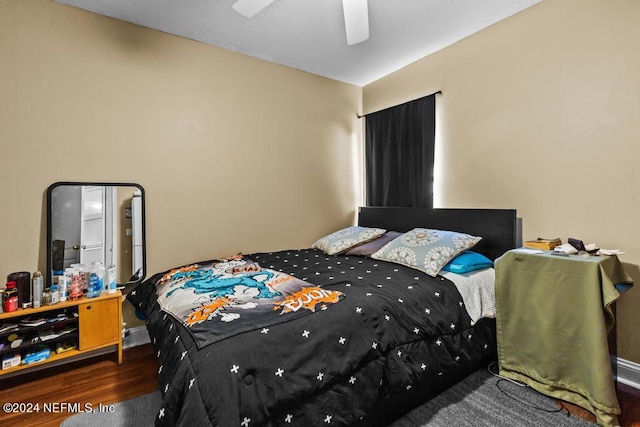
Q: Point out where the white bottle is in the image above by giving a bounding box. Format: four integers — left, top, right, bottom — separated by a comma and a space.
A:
59, 268, 72, 302
106, 266, 117, 294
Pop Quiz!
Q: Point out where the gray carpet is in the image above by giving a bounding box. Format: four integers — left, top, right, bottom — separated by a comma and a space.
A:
61, 368, 594, 426
389, 367, 594, 427
60, 392, 161, 427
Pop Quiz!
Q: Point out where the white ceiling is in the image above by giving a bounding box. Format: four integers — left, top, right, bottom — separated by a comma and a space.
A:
54, 0, 542, 87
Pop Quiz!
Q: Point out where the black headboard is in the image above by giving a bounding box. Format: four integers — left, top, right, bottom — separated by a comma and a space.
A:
358, 207, 517, 261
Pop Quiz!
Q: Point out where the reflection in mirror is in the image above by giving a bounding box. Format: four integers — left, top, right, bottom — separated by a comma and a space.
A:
46, 182, 146, 288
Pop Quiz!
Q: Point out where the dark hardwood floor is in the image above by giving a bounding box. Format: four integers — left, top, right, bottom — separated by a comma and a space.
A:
1, 344, 639, 427
617, 383, 640, 427
0, 344, 158, 427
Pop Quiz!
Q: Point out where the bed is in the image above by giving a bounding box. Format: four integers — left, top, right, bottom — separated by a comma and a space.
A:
128, 207, 517, 426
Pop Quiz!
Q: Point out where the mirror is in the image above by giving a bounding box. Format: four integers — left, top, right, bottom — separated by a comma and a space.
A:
46, 182, 146, 288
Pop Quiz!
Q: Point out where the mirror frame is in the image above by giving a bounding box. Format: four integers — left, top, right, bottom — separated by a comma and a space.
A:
46, 181, 147, 288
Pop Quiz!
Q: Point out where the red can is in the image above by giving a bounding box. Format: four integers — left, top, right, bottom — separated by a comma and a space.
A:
3, 281, 18, 312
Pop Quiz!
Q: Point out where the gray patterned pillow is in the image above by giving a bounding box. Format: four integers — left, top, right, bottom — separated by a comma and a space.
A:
371, 228, 482, 277
313, 226, 387, 256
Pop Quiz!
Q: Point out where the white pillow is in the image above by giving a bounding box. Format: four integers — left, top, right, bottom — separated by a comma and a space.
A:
371, 228, 481, 277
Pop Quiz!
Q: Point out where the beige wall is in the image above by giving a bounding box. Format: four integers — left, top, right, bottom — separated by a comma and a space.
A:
0, 1, 362, 327
364, 0, 640, 363
4, 0, 637, 363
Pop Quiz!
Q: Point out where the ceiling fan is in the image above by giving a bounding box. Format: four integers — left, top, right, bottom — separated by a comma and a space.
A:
232, 0, 370, 45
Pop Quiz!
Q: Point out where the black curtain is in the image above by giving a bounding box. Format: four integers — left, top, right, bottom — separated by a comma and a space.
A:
365, 94, 436, 207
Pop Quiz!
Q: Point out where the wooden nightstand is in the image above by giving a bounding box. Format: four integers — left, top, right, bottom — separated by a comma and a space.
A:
0, 291, 122, 379
495, 250, 633, 427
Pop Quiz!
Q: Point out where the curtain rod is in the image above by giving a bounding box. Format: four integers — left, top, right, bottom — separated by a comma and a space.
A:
357, 90, 442, 119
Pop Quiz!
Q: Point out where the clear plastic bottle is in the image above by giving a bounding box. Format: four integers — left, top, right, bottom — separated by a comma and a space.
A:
71, 263, 89, 295
68, 267, 83, 300
88, 262, 105, 298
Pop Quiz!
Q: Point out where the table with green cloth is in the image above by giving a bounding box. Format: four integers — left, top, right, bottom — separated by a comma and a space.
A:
495, 249, 633, 427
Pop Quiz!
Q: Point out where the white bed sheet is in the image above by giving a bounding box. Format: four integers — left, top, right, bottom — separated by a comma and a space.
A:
441, 268, 496, 325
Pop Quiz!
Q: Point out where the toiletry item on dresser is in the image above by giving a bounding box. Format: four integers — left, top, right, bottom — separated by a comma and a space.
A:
107, 265, 117, 294
7, 271, 31, 309
87, 262, 105, 298
42, 290, 51, 306
32, 271, 44, 308
59, 269, 70, 302
68, 267, 83, 300
71, 264, 89, 295
3, 282, 18, 312
50, 283, 59, 304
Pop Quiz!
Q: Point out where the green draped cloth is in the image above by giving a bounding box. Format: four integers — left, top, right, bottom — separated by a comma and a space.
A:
495, 250, 633, 427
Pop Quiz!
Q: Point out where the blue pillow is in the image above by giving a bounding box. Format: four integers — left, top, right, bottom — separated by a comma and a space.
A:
442, 251, 493, 274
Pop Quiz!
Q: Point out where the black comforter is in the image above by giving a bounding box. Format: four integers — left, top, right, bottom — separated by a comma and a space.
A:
128, 249, 496, 426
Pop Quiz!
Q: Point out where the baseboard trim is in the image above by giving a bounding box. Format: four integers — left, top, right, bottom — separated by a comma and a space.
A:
123, 325, 151, 349
612, 356, 640, 390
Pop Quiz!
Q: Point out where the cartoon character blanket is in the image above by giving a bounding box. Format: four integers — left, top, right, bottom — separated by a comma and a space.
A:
156, 254, 344, 348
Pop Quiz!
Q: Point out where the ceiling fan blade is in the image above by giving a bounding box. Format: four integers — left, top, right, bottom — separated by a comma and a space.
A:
232, 0, 274, 18
342, 0, 369, 45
